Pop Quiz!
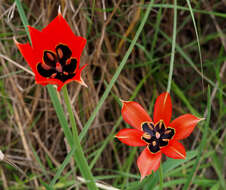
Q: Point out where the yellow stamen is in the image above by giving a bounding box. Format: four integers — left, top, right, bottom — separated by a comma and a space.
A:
143, 133, 151, 139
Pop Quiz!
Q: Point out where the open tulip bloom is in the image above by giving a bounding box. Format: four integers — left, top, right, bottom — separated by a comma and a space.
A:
115, 92, 203, 180
15, 12, 87, 91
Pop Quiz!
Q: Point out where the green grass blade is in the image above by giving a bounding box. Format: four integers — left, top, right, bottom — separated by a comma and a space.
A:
142, 4, 226, 18
185, 0, 204, 90
49, 145, 76, 187
166, 0, 177, 93
163, 150, 198, 173
158, 28, 225, 96
141, 151, 198, 190
15, 0, 31, 42
47, 85, 74, 146
172, 82, 200, 116
211, 152, 226, 189
182, 87, 211, 190
210, 182, 220, 190
41, 182, 54, 190
79, 0, 155, 142
61, 86, 98, 190
149, 0, 165, 59
30, 145, 49, 180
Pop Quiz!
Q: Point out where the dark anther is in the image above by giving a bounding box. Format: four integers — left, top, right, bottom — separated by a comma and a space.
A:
37, 63, 56, 77
161, 128, 175, 140
56, 44, 72, 63
148, 140, 160, 153
155, 121, 165, 134
159, 139, 168, 147
43, 51, 57, 67
141, 121, 175, 153
37, 44, 77, 82
64, 58, 77, 73
142, 122, 155, 136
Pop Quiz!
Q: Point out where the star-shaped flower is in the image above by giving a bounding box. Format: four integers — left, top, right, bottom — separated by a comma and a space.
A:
15, 12, 87, 91
116, 92, 203, 180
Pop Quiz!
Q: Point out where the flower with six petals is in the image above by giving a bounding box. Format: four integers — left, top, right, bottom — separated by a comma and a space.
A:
15, 12, 87, 91
115, 92, 203, 180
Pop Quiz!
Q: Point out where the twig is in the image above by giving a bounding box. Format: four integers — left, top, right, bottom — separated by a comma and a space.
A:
0, 150, 26, 177
77, 176, 120, 190
0, 52, 34, 76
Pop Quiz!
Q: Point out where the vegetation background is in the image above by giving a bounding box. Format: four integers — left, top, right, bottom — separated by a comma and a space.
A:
0, 0, 225, 189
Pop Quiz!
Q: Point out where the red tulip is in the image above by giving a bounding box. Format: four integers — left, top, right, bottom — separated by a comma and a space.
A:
116, 92, 203, 180
15, 13, 87, 91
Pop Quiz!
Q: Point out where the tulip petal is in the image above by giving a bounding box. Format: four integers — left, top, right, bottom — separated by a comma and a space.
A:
137, 147, 161, 180
170, 114, 203, 140
42, 13, 86, 59
121, 101, 152, 130
28, 26, 44, 50
115, 129, 146, 147
161, 140, 186, 159
153, 92, 172, 126
15, 41, 38, 72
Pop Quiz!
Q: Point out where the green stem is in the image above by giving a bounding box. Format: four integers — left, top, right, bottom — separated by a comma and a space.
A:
15, 1, 97, 188
62, 86, 78, 141
159, 162, 163, 190
62, 86, 98, 190
47, 86, 74, 146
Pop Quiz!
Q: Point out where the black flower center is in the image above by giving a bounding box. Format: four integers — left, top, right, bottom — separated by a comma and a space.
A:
37, 44, 77, 82
141, 121, 175, 153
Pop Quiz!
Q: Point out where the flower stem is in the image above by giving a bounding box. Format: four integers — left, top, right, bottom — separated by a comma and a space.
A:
159, 162, 163, 190
15, 0, 97, 188
62, 86, 98, 190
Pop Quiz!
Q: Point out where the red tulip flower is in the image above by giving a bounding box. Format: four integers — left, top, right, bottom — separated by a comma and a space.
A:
115, 92, 203, 180
15, 13, 87, 91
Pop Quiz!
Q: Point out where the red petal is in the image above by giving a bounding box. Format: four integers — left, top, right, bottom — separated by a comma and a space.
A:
153, 92, 172, 126
28, 26, 44, 50
15, 40, 38, 71
121, 101, 152, 130
137, 147, 161, 180
115, 129, 146, 147
42, 13, 86, 60
170, 114, 203, 140
161, 140, 186, 159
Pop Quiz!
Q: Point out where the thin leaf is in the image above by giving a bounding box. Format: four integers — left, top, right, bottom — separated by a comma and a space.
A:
182, 87, 211, 190
79, 0, 155, 141
166, 0, 177, 93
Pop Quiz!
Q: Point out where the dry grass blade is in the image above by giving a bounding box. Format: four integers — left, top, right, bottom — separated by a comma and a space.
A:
0, 150, 26, 177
